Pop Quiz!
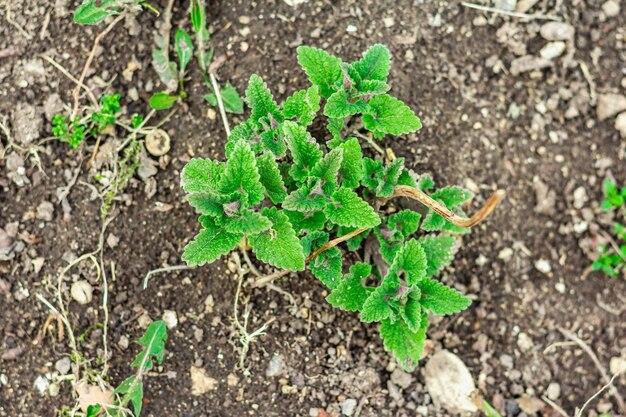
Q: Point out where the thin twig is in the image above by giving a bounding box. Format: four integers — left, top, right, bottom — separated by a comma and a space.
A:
559, 328, 626, 412
579, 61, 597, 106
308, 227, 369, 262
461, 1, 561, 21
41, 55, 99, 107
541, 396, 570, 417
209, 72, 231, 137
4, 4, 33, 39
576, 373, 623, 417
143, 264, 194, 289
354, 132, 384, 155
71, 13, 126, 120
253, 269, 290, 287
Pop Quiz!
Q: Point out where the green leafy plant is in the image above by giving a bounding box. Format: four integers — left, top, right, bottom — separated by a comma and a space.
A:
179, 44, 503, 370
592, 179, 626, 277
149, 0, 243, 113
52, 93, 122, 149
85, 321, 168, 417
73, 0, 157, 25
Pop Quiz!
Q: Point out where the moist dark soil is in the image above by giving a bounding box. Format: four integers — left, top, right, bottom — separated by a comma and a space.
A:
1, 1, 625, 417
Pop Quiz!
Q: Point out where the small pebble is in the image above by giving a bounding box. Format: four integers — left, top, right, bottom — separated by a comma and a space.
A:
546, 382, 561, 400
517, 332, 533, 352
162, 310, 178, 329
534, 259, 552, 274
341, 398, 357, 416
540, 22, 575, 41
602, 0, 620, 17
55, 357, 71, 375
539, 41, 566, 60
70, 281, 93, 304
266, 354, 286, 377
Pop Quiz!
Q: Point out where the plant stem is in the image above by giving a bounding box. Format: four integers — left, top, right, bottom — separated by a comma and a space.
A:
255, 186, 506, 286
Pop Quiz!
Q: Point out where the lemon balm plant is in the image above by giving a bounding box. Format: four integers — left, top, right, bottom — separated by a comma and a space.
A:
180, 44, 504, 370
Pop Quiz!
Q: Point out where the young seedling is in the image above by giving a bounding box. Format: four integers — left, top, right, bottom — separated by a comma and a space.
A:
179, 44, 504, 370
592, 179, 626, 277
52, 93, 122, 149
84, 320, 168, 417
73, 0, 158, 25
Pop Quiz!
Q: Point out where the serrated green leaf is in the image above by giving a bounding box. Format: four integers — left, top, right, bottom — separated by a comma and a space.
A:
180, 158, 223, 193
361, 278, 398, 322
256, 153, 287, 204
388, 210, 422, 240
283, 183, 328, 212
187, 191, 226, 217
417, 279, 472, 315
260, 128, 287, 157
283, 86, 320, 126
362, 94, 421, 137
356, 80, 390, 96
246, 74, 283, 128
133, 320, 168, 368
218, 141, 265, 206
378, 157, 404, 197
397, 169, 418, 187
225, 120, 257, 157
327, 262, 373, 311
352, 44, 391, 82
388, 239, 427, 285
249, 207, 305, 271
183, 216, 243, 266
149, 92, 179, 110
324, 89, 368, 118
335, 138, 363, 189
114, 375, 143, 417
422, 186, 473, 232
311, 148, 343, 195
175, 29, 194, 74
285, 210, 327, 234
362, 157, 383, 191
283, 121, 323, 181
204, 82, 244, 114
152, 49, 178, 92
327, 117, 344, 140
380, 311, 428, 371
73, 0, 117, 25
399, 294, 423, 332
309, 247, 343, 289
325, 187, 380, 228
297, 46, 343, 98
225, 209, 272, 234
419, 235, 456, 278
300, 230, 329, 256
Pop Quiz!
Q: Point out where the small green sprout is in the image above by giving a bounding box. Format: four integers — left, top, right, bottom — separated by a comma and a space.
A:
592, 179, 626, 278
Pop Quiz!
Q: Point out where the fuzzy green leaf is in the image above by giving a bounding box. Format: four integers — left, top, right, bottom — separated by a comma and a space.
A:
187, 191, 226, 217
225, 209, 272, 234
389, 239, 427, 285
256, 153, 287, 204
327, 263, 372, 312
218, 141, 265, 206
175, 28, 194, 74
399, 294, 423, 333
361, 278, 398, 322
180, 158, 223, 193
362, 94, 421, 137
297, 46, 343, 98
356, 80, 390, 96
285, 210, 327, 234
283, 86, 321, 126
417, 279, 472, 315
379, 158, 404, 197
249, 207, 305, 271
380, 311, 428, 371
283, 183, 328, 212
419, 235, 456, 278
421, 186, 473, 232
283, 121, 323, 181
300, 231, 329, 256
325, 188, 380, 228
388, 210, 422, 240
204, 82, 244, 114
309, 247, 343, 289
246, 74, 282, 128
311, 148, 343, 195
183, 216, 243, 266
324, 89, 368, 118
327, 117, 344, 140
336, 138, 363, 188
352, 44, 391, 82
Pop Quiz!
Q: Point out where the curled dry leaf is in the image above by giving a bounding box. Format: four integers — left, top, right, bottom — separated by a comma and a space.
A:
76, 381, 115, 412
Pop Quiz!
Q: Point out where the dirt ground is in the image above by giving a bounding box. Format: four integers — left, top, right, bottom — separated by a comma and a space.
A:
1, 0, 626, 416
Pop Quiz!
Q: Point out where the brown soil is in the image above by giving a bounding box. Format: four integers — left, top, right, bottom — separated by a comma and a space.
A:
1, 1, 625, 417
